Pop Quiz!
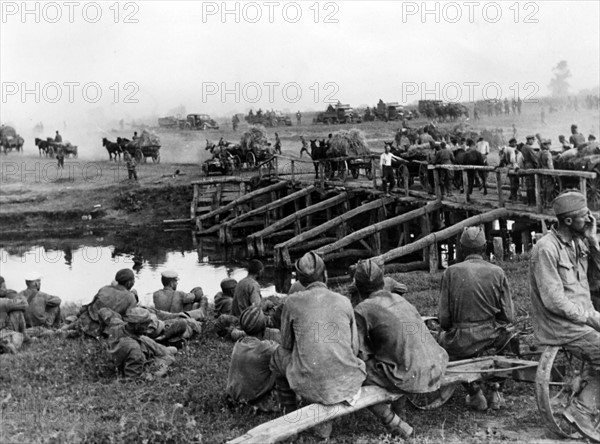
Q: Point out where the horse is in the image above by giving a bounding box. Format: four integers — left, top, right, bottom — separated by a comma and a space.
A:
455, 148, 487, 198
103, 137, 122, 161
35, 137, 53, 157
308, 139, 329, 178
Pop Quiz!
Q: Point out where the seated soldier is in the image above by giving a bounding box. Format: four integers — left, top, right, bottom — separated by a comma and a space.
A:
530, 191, 600, 441
153, 271, 208, 315
226, 306, 280, 413
0, 276, 28, 353
438, 226, 514, 411
214, 278, 237, 317
107, 306, 178, 378
270, 252, 366, 439
232, 260, 264, 317
354, 260, 449, 438
67, 269, 138, 339
18, 272, 62, 329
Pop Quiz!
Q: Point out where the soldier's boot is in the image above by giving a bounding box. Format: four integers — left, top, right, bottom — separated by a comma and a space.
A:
562, 367, 600, 442
275, 384, 298, 416
370, 402, 413, 439
465, 383, 488, 411
488, 383, 507, 410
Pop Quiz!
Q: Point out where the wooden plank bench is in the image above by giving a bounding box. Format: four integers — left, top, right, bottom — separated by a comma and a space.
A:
226, 356, 538, 444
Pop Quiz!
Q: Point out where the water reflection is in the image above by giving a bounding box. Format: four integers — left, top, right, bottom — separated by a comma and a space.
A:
0, 230, 292, 306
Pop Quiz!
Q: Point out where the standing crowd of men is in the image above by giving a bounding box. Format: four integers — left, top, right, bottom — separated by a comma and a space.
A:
2, 189, 599, 440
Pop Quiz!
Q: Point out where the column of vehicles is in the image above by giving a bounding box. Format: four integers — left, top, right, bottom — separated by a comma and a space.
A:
158, 114, 220, 131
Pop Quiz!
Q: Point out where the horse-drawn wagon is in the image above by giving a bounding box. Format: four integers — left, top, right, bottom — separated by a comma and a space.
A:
122, 130, 161, 163
0, 125, 24, 154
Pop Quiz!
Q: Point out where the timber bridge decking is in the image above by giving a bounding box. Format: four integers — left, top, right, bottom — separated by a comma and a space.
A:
188, 155, 597, 270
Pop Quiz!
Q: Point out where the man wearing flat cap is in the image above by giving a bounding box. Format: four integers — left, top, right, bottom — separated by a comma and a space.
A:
353, 260, 448, 438
569, 124, 586, 149
18, 272, 62, 329
226, 306, 280, 413
270, 251, 366, 439
214, 278, 237, 317
107, 306, 177, 378
153, 270, 207, 315
438, 226, 514, 411
530, 190, 600, 440
71, 268, 138, 339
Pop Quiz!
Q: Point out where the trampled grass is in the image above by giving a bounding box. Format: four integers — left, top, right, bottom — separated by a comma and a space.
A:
1, 255, 551, 444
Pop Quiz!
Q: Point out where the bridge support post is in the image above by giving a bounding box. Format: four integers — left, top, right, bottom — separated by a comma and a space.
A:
493, 237, 504, 261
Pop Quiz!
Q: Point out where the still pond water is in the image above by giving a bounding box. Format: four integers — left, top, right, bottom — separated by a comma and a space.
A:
0, 229, 297, 306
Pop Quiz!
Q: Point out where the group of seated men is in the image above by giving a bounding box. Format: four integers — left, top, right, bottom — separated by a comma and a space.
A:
222, 191, 600, 441
2, 191, 599, 440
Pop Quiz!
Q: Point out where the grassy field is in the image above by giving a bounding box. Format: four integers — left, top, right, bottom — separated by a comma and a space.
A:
0, 255, 567, 444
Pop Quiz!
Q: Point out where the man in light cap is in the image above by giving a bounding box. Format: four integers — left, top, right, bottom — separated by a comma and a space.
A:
153, 270, 207, 315
226, 306, 280, 413
353, 259, 448, 438
107, 306, 177, 378
438, 226, 514, 411
530, 190, 600, 440
214, 278, 237, 317
270, 251, 366, 439
69, 268, 138, 338
18, 273, 62, 329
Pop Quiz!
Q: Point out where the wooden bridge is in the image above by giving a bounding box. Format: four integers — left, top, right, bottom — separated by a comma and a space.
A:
188, 155, 597, 270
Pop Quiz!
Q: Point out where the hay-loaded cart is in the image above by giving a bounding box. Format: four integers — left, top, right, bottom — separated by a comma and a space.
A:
393, 145, 432, 191
226, 339, 597, 443
125, 130, 161, 164
323, 129, 373, 180
554, 151, 600, 211
240, 125, 275, 168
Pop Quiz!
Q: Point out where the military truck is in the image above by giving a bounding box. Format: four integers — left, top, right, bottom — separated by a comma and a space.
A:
179, 114, 220, 130
313, 103, 362, 125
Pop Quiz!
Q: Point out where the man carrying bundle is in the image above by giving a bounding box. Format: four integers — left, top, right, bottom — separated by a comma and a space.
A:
270, 252, 366, 439
530, 191, 600, 441
353, 260, 449, 438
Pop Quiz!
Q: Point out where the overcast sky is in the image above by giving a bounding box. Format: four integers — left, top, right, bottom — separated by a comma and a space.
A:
1, 0, 599, 128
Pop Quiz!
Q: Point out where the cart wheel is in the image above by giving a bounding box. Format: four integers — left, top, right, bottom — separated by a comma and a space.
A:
366, 167, 374, 180
586, 168, 600, 211
246, 152, 256, 167
233, 155, 242, 170
407, 385, 456, 410
535, 346, 583, 439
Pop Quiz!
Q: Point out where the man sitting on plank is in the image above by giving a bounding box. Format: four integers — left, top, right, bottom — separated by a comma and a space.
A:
354, 259, 449, 438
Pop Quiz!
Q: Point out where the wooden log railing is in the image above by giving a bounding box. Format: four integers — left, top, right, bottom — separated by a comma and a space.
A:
370, 208, 509, 270
196, 180, 289, 233
427, 165, 597, 213
274, 196, 396, 268
316, 201, 443, 262
217, 185, 316, 244
247, 192, 349, 257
